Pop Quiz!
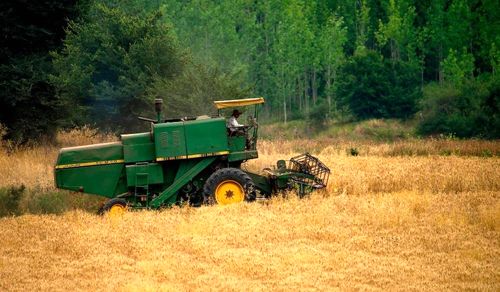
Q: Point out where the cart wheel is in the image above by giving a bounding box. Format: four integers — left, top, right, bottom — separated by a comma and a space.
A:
203, 168, 255, 205
98, 198, 127, 216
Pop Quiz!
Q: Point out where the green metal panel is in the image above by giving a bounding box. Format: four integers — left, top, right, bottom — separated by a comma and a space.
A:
153, 122, 187, 160
121, 132, 155, 163
125, 163, 164, 187
228, 136, 245, 152
184, 118, 228, 157
150, 157, 216, 207
162, 162, 177, 187
245, 171, 272, 195
55, 141, 127, 198
55, 164, 126, 198
122, 132, 151, 145
56, 142, 123, 166
174, 159, 198, 181
228, 150, 258, 162
114, 173, 128, 195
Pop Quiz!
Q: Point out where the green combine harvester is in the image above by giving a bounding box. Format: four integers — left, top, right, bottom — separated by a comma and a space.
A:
54, 98, 330, 215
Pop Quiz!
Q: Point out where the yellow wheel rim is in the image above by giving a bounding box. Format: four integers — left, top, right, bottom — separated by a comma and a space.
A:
215, 180, 245, 205
108, 204, 126, 217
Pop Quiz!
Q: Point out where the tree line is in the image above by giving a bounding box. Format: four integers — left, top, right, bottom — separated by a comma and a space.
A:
1, 0, 499, 142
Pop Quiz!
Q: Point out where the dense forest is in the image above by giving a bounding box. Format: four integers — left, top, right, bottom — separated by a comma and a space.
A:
1, 0, 499, 142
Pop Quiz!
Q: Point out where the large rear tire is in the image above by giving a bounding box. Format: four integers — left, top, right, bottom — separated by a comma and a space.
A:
203, 168, 256, 205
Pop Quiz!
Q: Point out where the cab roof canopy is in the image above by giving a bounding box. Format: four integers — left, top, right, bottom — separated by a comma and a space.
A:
213, 97, 265, 109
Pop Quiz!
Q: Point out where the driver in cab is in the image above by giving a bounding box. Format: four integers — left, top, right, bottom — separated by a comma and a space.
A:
227, 109, 245, 134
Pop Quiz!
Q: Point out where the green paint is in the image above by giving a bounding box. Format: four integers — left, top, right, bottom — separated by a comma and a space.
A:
228, 150, 258, 162
56, 142, 123, 166
185, 118, 228, 156
228, 136, 245, 152
154, 121, 187, 159
150, 157, 216, 207
55, 164, 125, 198
125, 163, 164, 187
122, 132, 155, 163
245, 171, 272, 195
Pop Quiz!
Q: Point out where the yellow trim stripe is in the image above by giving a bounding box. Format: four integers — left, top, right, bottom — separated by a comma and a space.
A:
156, 151, 229, 162
56, 151, 230, 167
55, 159, 125, 169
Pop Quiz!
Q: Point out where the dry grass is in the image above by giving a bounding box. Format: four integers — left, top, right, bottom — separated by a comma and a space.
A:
248, 152, 500, 196
0, 127, 115, 189
259, 139, 500, 157
0, 134, 498, 190
0, 192, 498, 291
0, 129, 499, 290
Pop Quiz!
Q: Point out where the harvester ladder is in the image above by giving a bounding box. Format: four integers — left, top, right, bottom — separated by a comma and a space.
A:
135, 172, 149, 207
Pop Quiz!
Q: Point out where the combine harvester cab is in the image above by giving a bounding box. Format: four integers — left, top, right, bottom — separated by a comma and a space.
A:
55, 98, 330, 214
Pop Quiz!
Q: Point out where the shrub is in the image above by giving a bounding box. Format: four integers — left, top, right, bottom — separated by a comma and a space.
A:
349, 147, 359, 156
417, 77, 500, 138
308, 100, 330, 129
0, 185, 25, 216
0, 185, 105, 217
337, 50, 421, 120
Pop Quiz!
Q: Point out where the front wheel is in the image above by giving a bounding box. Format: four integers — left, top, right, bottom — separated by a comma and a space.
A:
98, 198, 127, 216
203, 168, 255, 205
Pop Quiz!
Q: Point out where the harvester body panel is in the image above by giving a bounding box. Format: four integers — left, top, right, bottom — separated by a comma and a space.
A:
122, 132, 155, 163
55, 142, 126, 198
125, 163, 164, 187
184, 118, 229, 156
154, 121, 187, 160
153, 117, 229, 161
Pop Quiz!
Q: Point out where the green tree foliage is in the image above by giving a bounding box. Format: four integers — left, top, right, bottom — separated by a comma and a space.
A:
354, 0, 372, 54
147, 62, 251, 118
51, 3, 186, 131
0, 56, 63, 142
272, 0, 315, 123
376, 0, 417, 63
2, 0, 499, 140
418, 77, 500, 138
338, 50, 421, 119
318, 15, 347, 114
0, 0, 81, 142
308, 99, 330, 129
490, 42, 500, 75
442, 48, 475, 85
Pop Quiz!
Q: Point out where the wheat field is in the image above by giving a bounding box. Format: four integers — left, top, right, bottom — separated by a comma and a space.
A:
0, 130, 499, 290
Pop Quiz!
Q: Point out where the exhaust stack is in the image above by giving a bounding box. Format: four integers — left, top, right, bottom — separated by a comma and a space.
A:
155, 98, 163, 123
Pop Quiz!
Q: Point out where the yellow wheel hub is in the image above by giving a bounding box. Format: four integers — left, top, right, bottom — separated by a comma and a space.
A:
108, 204, 126, 217
215, 180, 245, 205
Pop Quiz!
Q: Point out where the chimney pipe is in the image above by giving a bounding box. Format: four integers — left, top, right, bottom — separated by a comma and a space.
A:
155, 98, 163, 123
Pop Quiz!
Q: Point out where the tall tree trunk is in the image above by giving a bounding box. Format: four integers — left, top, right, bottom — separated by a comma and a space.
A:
283, 99, 287, 124
283, 81, 287, 125
281, 66, 287, 124
438, 43, 443, 84
326, 65, 332, 112
312, 69, 317, 106
298, 76, 303, 111
304, 70, 309, 113
332, 68, 338, 113
421, 65, 424, 91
